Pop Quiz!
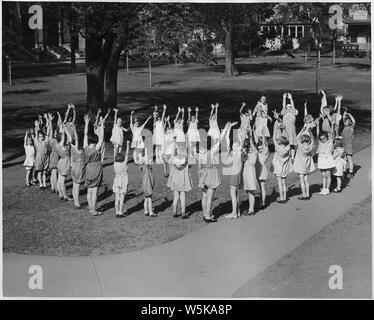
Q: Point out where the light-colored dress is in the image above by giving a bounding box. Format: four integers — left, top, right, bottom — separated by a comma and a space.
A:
163, 130, 176, 157
198, 151, 221, 190
242, 150, 258, 191
24, 145, 35, 168
174, 122, 185, 143
332, 147, 346, 177
113, 161, 129, 194
207, 118, 220, 140
187, 120, 200, 142
84, 146, 103, 187
255, 145, 269, 180
71, 148, 85, 184
57, 145, 71, 177
282, 109, 298, 145
167, 156, 193, 192
293, 140, 315, 175
131, 125, 144, 149
110, 124, 124, 146
317, 140, 334, 169
254, 103, 270, 138
272, 144, 293, 178
34, 140, 50, 171
154, 120, 165, 146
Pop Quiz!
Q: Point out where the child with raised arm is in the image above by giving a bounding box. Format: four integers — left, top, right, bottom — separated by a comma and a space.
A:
272, 120, 293, 203
110, 108, 128, 159
255, 127, 270, 209
173, 107, 186, 147
66, 127, 85, 208
84, 114, 105, 215
239, 102, 252, 143
63, 103, 76, 138
23, 130, 35, 186
281, 92, 298, 161
187, 106, 200, 158
167, 145, 193, 219
130, 111, 152, 164
153, 105, 166, 163
293, 125, 315, 200
332, 137, 346, 193
95, 108, 111, 163
331, 96, 343, 139
33, 117, 50, 190
56, 125, 72, 201
139, 147, 155, 216
253, 96, 272, 143
207, 103, 221, 144
113, 140, 130, 217
341, 109, 355, 178
320, 90, 333, 138
316, 131, 334, 195
162, 116, 176, 177
47, 113, 59, 193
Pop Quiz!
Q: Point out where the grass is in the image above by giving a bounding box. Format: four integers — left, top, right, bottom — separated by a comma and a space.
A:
2, 54, 371, 256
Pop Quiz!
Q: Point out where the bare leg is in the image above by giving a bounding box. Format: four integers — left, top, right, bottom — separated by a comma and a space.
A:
336, 177, 342, 190
277, 177, 283, 201
260, 181, 266, 206
73, 182, 81, 207
26, 170, 31, 185
282, 178, 287, 200
201, 189, 208, 218
180, 192, 186, 215
143, 197, 148, 215
42, 171, 47, 188
173, 191, 179, 216
87, 188, 92, 211
119, 193, 125, 214
37, 171, 43, 187
326, 170, 331, 191
347, 155, 353, 174
148, 197, 153, 215
206, 188, 215, 218
304, 175, 310, 197
248, 191, 255, 213
230, 186, 238, 216
91, 186, 98, 212
299, 174, 306, 197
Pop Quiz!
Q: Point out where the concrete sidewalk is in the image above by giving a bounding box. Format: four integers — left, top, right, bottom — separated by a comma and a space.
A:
3, 147, 371, 297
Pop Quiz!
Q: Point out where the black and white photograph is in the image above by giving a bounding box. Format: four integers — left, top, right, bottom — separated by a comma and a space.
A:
1, 0, 372, 300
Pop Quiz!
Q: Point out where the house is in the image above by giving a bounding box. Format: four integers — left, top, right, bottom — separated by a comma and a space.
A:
343, 7, 371, 53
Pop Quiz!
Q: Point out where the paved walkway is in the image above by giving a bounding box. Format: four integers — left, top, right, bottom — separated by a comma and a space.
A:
3, 147, 371, 297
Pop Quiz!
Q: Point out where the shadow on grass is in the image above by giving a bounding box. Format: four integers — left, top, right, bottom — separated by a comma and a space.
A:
3, 89, 50, 95
334, 62, 371, 71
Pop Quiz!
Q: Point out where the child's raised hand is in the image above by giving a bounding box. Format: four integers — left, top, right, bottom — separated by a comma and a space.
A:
34, 120, 39, 127
98, 108, 102, 114
131, 110, 134, 114
113, 108, 118, 113
242, 102, 246, 107
283, 92, 287, 99
211, 104, 214, 109
195, 107, 199, 112
230, 121, 238, 127
163, 104, 167, 110
84, 114, 90, 123
320, 90, 325, 95
154, 105, 158, 111
126, 140, 130, 146
187, 107, 191, 112
287, 92, 292, 99
178, 106, 181, 112
215, 103, 219, 108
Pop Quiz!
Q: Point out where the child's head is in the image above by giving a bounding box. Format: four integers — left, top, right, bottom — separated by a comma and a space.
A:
333, 137, 343, 148
344, 118, 353, 127
319, 132, 329, 142
323, 105, 332, 115
87, 133, 99, 145
191, 115, 196, 122
232, 142, 241, 153
260, 96, 266, 104
256, 137, 264, 147
285, 104, 293, 112
176, 146, 187, 159
260, 110, 267, 118
134, 117, 139, 127
277, 136, 289, 146
37, 131, 46, 142
116, 118, 122, 126
300, 134, 311, 148
115, 152, 125, 163
26, 136, 33, 146
304, 114, 314, 124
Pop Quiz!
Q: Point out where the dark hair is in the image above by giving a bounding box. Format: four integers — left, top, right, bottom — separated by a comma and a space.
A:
55, 132, 62, 142
323, 105, 332, 112
319, 132, 329, 140
87, 134, 98, 144
37, 130, 45, 138
243, 138, 251, 152
344, 118, 353, 126
115, 152, 125, 163
278, 136, 289, 146
300, 134, 311, 144
333, 138, 343, 148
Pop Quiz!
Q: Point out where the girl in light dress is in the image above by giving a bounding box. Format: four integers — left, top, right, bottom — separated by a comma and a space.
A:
139, 147, 155, 216
153, 105, 167, 164
49, 121, 60, 194
173, 107, 186, 147
255, 128, 270, 209
32, 117, 51, 190
253, 96, 272, 143
207, 103, 220, 145
110, 108, 128, 159
84, 114, 105, 216
319, 90, 334, 138
66, 127, 86, 208
293, 125, 315, 200
332, 137, 346, 193
94, 108, 111, 163
316, 132, 335, 196
281, 92, 298, 161
63, 103, 76, 138
272, 120, 293, 203
167, 145, 193, 219
239, 102, 252, 143
341, 110, 355, 178
23, 130, 35, 186
162, 116, 176, 177
112, 141, 130, 218
198, 121, 232, 222
187, 106, 200, 158
130, 111, 152, 164
331, 96, 343, 139
241, 132, 259, 215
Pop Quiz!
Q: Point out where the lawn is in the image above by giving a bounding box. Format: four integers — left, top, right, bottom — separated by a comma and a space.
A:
2, 54, 371, 256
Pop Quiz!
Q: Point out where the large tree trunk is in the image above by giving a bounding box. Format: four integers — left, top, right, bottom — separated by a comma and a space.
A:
104, 39, 123, 108
222, 20, 239, 76
85, 34, 113, 114
69, 28, 77, 73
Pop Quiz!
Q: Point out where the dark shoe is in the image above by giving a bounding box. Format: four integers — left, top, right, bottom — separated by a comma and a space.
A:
298, 196, 306, 200
203, 216, 217, 223
173, 213, 179, 218
64, 196, 73, 201
181, 213, 189, 219
59, 197, 64, 201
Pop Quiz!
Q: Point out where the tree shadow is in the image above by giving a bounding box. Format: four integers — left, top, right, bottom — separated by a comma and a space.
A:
154, 196, 173, 214
2, 160, 24, 168
335, 62, 371, 71
3, 89, 49, 95
186, 199, 202, 216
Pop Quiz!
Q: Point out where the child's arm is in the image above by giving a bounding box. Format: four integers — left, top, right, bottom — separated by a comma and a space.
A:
124, 140, 130, 165
181, 107, 185, 122
103, 108, 111, 123
281, 92, 286, 114
187, 107, 191, 123
130, 110, 134, 128
174, 107, 181, 123
65, 126, 75, 147
63, 104, 71, 123
59, 126, 66, 147
96, 119, 105, 151
71, 105, 76, 124
94, 108, 101, 128
141, 115, 152, 129
214, 103, 219, 121
209, 104, 215, 119
195, 107, 199, 123
24, 130, 29, 148
348, 112, 356, 128
57, 111, 63, 131
336, 96, 342, 135
113, 108, 118, 126
83, 114, 89, 148
153, 106, 158, 128
239, 102, 246, 115
34, 119, 40, 137
304, 101, 308, 117
273, 121, 280, 144
161, 104, 167, 123
320, 90, 327, 114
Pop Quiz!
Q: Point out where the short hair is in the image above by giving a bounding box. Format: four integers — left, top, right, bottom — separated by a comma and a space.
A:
304, 114, 314, 123
323, 105, 332, 112
333, 137, 343, 148
319, 132, 329, 140
87, 134, 98, 144
115, 152, 125, 163
278, 136, 289, 146
344, 118, 353, 125
37, 130, 45, 138
300, 134, 311, 144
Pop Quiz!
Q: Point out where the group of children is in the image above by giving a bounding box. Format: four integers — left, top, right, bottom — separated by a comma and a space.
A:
23, 91, 356, 221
